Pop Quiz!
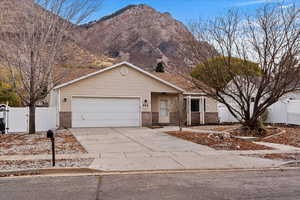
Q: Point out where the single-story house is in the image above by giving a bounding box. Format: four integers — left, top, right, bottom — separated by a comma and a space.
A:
49, 62, 218, 128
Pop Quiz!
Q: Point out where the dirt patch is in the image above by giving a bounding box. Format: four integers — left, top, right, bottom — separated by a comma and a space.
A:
260, 127, 300, 148
165, 131, 272, 150
248, 153, 300, 161
0, 158, 94, 171
0, 130, 87, 156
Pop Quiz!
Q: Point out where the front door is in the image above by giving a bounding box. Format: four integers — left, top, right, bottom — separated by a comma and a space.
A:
159, 99, 169, 123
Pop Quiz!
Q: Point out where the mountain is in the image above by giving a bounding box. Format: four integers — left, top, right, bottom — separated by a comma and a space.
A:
0, 0, 114, 71
73, 4, 210, 72
0, 2, 213, 74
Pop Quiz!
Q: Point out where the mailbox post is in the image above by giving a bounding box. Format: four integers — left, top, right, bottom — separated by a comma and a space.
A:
47, 130, 55, 167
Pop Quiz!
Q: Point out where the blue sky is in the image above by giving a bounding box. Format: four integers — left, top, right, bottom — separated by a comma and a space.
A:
89, 0, 299, 24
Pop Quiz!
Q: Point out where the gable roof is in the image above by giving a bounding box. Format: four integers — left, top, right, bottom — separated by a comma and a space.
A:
152, 72, 206, 94
54, 62, 185, 92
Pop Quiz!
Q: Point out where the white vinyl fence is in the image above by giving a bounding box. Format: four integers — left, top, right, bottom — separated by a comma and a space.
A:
286, 100, 300, 125
218, 104, 239, 123
218, 100, 300, 125
6, 107, 57, 133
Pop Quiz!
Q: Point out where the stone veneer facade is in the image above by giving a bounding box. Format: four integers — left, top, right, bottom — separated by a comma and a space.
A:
59, 112, 72, 129
204, 112, 219, 124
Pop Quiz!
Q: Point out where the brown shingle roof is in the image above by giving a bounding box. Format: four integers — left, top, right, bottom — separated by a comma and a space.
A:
54, 66, 101, 86
54, 64, 206, 93
152, 72, 205, 93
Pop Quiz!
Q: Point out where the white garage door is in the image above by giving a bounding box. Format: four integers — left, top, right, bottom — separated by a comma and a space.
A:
72, 97, 140, 128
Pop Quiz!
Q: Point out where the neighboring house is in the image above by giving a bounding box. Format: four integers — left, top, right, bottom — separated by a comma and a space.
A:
282, 90, 300, 100
50, 62, 218, 128
218, 76, 300, 124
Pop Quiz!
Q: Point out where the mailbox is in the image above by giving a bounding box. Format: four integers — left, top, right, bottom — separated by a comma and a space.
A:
47, 129, 54, 139
47, 129, 56, 166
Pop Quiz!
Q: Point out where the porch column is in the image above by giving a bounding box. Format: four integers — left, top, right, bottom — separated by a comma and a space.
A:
186, 96, 191, 126
201, 96, 205, 124
178, 93, 184, 131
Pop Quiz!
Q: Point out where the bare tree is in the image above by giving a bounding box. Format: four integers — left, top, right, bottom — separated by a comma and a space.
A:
0, 0, 102, 133
183, 5, 300, 134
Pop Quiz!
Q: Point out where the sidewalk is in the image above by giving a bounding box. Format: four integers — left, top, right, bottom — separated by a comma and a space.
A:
88, 150, 282, 172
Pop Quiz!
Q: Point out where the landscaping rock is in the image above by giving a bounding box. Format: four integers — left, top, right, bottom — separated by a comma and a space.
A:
0, 130, 87, 156
0, 158, 94, 171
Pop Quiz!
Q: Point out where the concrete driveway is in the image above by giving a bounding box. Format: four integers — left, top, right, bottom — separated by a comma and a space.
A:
71, 127, 282, 171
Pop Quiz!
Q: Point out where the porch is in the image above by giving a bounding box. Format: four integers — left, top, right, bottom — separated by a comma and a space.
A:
149, 93, 219, 127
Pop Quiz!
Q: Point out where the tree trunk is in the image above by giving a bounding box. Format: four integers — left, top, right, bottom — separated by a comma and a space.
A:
29, 104, 36, 134
243, 116, 266, 136
243, 119, 259, 130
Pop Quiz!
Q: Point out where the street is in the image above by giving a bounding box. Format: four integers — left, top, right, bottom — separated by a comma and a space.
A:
0, 169, 300, 200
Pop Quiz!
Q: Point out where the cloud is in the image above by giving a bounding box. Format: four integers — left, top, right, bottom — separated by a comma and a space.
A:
235, 0, 284, 7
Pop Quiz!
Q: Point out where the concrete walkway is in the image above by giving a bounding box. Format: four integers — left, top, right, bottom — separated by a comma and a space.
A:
254, 142, 300, 151
70, 127, 282, 171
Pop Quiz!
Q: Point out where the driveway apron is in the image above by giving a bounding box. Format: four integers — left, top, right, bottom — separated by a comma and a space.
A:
70, 128, 282, 171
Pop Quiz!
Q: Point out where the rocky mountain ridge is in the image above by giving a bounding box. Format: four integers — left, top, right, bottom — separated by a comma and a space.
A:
0, 2, 212, 73
73, 4, 206, 72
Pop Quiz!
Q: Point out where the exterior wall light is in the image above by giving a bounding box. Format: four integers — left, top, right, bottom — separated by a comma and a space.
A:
143, 99, 149, 107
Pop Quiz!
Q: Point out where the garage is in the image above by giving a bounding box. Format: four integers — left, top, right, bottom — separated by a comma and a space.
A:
72, 97, 141, 128
52, 62, 185, 128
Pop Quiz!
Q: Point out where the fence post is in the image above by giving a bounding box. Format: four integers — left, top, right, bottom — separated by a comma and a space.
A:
285, 101, 288, 125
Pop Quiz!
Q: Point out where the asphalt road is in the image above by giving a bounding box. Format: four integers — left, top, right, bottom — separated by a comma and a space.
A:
1, 169, 300, 200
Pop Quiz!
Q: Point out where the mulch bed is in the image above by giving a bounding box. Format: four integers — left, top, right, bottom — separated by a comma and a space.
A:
211, 125, 241, 132
165, 131, 272, 150
0, 158, 94, 171
0, 130, 87, 156
229, 127, 281, 138
260, 127, 300, 148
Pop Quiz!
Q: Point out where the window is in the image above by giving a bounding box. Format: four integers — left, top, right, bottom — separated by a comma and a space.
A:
191, 99, 200, 112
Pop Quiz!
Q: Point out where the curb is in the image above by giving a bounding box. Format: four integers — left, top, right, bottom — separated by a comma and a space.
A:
1, 166, 300, 178
95, 166, 300, 176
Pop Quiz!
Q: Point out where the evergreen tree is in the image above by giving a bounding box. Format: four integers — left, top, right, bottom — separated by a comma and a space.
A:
155, 62, 165, 72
